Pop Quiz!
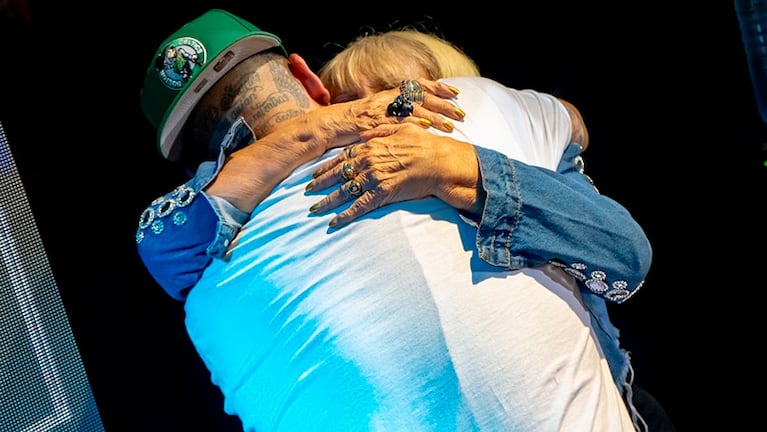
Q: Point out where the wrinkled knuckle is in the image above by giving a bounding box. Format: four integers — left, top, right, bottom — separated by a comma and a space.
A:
349, 199, 367, 214
357, 154, 373, 167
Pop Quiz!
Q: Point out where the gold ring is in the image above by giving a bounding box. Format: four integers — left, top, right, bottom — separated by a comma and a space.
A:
341, 162, 356, 181
341, 179, 363, 197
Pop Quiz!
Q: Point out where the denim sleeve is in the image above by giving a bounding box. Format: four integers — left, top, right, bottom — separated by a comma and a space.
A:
134, 118, 253, 301
472, 143, 652, 303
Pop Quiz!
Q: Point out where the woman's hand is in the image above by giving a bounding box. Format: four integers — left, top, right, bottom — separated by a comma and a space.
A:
306, 123, 484, 229
205, 80, 467, 216
305, 79, 467, 151
345, 79, 466, 133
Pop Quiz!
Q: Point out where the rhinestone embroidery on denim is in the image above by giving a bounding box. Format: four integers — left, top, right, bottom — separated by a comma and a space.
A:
137, 184, 197, 242
563, 266, 586, 280
574, 155, 599, 193
175, 186, 195, 207
571, 262, 587, 271
574, 155, 585, 173
585, 277, 609, 294
173, 211, 188, 226
151, 219, 164, 235
139, 207, 155, 229
157, 199, 176, 217
550, 260, 635, 302
606, 289, 631, 302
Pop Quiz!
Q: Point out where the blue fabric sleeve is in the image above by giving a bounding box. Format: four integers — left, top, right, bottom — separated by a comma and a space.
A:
473, 143, 652, 303
135, 170, 249, 301
135, 118, 254, 301
135, 190, 219, 301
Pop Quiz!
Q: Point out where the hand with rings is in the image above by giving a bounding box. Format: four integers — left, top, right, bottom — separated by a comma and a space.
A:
339, 159, 364, 197
306, 123, 482, 229
334, 78, 466, 137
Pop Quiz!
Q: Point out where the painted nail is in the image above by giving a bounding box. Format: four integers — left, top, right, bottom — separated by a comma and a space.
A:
448, 85, 460, 95
443, 120, 454, 132
309, 203, 320, 213
419, 118, 432, 128
328, 218, 337, 228
455, 108, 466, 119
305, 182, 314, 191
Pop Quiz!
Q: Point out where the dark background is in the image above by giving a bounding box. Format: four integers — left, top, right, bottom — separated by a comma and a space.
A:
2, 1, 765, 431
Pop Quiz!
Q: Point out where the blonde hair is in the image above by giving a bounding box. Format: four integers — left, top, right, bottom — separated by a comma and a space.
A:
319, 29, 479, 101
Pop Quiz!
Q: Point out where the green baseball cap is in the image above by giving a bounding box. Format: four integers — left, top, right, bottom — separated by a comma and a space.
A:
140, 9, 287, 161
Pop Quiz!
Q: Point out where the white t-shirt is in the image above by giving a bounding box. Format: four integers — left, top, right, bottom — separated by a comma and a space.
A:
184, 77, 634, 431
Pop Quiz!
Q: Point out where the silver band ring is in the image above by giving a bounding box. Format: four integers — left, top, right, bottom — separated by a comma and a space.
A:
399, 80, 424, 105
341, 179, 363, 197
341, 162, 356, 181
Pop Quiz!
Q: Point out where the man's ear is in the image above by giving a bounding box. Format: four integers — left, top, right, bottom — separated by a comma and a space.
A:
288, 53, 331, 106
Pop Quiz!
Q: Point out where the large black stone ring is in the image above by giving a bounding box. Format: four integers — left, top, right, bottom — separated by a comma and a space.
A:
341, 179, 363, 197
386, 94, 414, 117
399, 80, 424, 105
341, 162, 356, 181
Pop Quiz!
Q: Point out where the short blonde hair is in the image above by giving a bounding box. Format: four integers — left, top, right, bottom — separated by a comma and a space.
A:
319, 29, 479, 101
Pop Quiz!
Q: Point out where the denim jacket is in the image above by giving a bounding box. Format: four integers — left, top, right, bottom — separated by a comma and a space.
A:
135, 120, 652, 423
473, 143, 651, 427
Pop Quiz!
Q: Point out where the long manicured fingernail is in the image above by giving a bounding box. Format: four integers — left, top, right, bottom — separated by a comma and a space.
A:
443, 120, 454, 132
305, 182, 314, 191
309, 203, 320, 213
448, 85, 460, 95
455, 108, 466, 119
419, 118, 432, 128
312, 171, 320, 178
328, 218, 337, 227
